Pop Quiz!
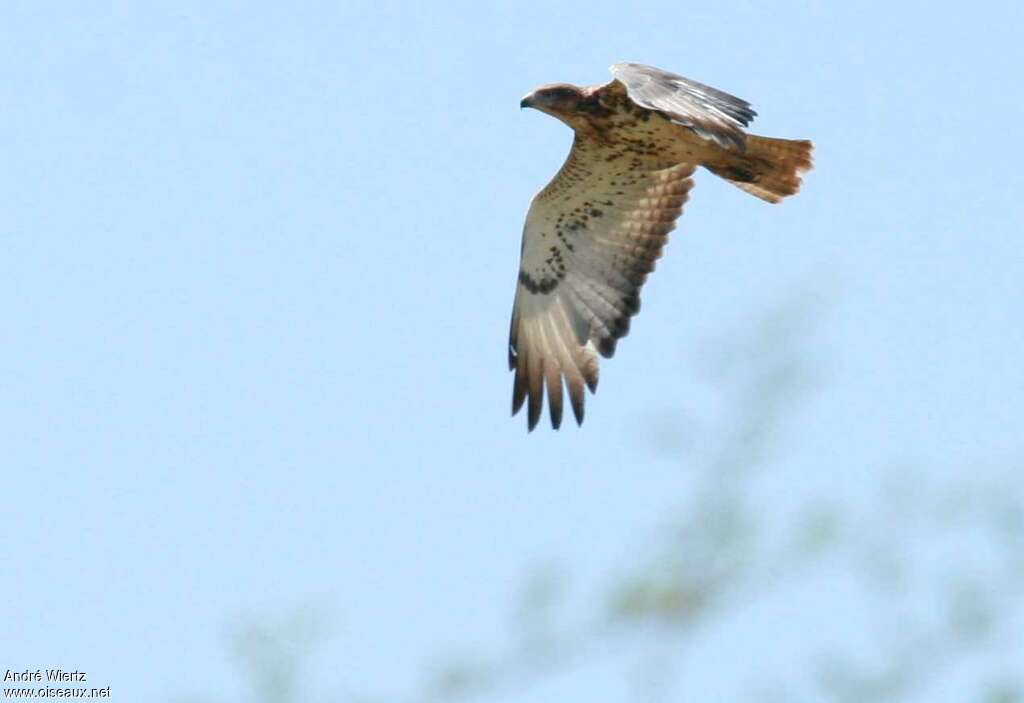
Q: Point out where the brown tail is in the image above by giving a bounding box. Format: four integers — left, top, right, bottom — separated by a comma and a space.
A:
704, 136, 814, 204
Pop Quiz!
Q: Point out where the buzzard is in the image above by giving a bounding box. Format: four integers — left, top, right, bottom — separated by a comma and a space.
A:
510, 62, 813, 431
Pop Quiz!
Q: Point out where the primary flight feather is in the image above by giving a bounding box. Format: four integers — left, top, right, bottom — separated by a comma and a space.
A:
510, 63, 813, 431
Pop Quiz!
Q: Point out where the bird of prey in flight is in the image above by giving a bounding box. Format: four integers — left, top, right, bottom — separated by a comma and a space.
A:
510, 62, 813, 431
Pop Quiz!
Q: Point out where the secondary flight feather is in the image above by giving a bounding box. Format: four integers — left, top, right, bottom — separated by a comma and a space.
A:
510, 62, 813, 431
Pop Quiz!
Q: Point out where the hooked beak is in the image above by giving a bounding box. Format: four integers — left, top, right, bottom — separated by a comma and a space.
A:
520, 94, 535, 110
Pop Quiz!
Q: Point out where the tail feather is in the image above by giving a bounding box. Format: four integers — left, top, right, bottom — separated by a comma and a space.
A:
705, 135, 814, 204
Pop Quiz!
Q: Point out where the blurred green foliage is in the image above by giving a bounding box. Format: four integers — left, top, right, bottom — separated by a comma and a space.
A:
189, 298, 1022, 703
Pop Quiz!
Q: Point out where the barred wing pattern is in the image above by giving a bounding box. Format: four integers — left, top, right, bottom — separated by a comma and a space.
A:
509, 138, 695, 430
610, 63, 756, 150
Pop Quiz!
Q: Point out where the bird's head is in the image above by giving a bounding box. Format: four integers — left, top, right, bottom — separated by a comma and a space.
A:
520, 83, 585, 122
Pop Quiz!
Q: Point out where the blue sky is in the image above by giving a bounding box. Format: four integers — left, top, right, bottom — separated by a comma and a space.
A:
3, 1, 1022, 701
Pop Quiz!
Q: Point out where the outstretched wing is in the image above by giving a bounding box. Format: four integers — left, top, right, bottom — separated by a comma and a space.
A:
509, 137, 695, 430
610, 62, 756, 150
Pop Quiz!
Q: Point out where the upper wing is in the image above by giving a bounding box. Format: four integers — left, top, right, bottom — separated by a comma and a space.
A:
609, 62, 756, 150
509, 137, 695, 430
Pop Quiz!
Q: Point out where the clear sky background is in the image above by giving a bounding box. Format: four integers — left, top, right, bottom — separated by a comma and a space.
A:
3, 1, 1022, 701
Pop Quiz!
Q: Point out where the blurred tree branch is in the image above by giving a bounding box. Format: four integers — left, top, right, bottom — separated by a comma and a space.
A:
191, 295, 1022, 703
229, 606, 332, 703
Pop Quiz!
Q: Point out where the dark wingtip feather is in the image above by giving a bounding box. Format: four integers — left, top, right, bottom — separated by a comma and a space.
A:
511, 346, 528, 416
512, 373, 526, 416
734, 105, 757, 127
623, 292, 641, 315
527, 378, 543, 432
597, 337, 617, 358
546, 374, 563, 430
527, 402, 540, 432
565, 371, 586, 427
550, 407, 562, 430
569, 390, 584, 426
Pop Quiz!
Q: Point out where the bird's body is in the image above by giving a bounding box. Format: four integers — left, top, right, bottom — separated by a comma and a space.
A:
511, 63, 813, 430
